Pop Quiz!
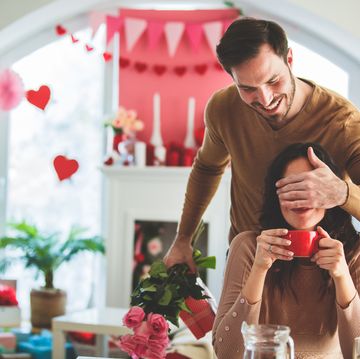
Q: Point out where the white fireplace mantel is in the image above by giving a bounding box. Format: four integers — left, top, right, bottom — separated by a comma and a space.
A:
101, 166, 231, 308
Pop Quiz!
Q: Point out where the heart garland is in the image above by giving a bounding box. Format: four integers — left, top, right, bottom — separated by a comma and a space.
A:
119, 57, 222, 76
26, 85, 51, 110
53, 155, 79, 181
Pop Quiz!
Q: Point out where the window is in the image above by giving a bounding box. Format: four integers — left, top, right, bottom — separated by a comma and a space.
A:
5, 25, 105, 319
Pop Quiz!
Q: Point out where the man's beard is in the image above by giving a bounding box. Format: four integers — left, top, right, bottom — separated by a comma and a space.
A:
251, 68, 296, 126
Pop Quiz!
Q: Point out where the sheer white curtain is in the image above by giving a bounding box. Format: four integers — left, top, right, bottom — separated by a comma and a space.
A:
4, 25, 105, 319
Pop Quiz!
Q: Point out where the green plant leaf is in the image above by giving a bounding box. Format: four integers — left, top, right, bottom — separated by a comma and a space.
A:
195, 256, 216, 269
142, 284, 157, 292
149, 260, 168, 278
159, 288, 172, 305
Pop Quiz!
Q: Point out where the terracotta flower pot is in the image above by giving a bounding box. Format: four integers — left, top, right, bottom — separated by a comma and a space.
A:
30, 288, 66, 329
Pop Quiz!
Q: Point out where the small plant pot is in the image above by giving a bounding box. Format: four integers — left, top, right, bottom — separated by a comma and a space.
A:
30, 288, 66, 329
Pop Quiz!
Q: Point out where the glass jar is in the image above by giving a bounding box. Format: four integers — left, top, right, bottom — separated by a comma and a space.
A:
241, 322, 294, 359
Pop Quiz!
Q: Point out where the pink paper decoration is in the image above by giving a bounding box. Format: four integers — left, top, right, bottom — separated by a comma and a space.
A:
203, 21, 223, 57
124, 17, 147, 52
185, 23, 204, 52
164, 22, 185, 57
106, 15, 123, 45
0, 69, 24, 111
147, 21, 164, 50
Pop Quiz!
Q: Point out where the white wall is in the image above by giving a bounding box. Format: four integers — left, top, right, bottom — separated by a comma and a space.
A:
1, 0, 360, 40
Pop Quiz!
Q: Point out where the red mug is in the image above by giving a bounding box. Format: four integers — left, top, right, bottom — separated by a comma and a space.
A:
283, 230, 319, 257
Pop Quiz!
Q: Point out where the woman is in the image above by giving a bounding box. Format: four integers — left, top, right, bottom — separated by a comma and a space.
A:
212, 143, 360, 358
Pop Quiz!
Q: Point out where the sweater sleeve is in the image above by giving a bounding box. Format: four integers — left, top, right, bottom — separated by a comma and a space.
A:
177, 94, 230, 236
212, 232, 262, 358
341, 112, 360, 221
336, 253, 360, 359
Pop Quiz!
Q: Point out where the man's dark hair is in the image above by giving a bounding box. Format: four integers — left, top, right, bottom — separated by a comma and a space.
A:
259, 142, 359, 299
216, 17, 289, 75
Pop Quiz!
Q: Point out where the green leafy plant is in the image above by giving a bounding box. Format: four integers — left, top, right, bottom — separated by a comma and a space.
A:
130, 221, 216, 326
0, 221, 105, 289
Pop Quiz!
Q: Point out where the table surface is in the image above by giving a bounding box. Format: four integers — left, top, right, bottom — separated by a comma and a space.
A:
52, 307, 130, 335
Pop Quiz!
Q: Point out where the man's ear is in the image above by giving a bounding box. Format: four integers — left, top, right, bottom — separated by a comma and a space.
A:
287, 48, 293, 69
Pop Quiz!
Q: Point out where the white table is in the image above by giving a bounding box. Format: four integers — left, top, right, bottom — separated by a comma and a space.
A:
52, 307, 131, 359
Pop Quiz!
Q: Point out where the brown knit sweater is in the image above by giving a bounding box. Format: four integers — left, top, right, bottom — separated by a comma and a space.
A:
212, 231, 360, 359
178, 80, 360, 240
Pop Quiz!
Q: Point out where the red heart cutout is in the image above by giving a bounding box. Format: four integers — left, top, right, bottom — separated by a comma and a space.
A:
55, 25, 67, 36
134, 62, 148, 73
85, 44, 94, 52
53, 155, 79, 181
26, 85, 51, 110
71, 34, 79, 43
194, 64, 208, 75
103, 52, 113, 62
119, 57, 130, 68
174, 66, 187, 77
153, 65, 167, 76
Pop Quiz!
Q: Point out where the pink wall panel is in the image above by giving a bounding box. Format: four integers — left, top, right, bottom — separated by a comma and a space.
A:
118, 8, 237, 144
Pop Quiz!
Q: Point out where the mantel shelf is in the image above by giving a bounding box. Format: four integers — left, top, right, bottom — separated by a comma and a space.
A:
100, 165, 231, 181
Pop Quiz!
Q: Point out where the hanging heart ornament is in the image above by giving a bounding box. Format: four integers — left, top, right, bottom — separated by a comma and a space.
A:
53, 155, 79, 181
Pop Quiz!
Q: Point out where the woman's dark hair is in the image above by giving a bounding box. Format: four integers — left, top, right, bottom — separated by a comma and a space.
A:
216, 17, 289, 76
260, 142, 359, 299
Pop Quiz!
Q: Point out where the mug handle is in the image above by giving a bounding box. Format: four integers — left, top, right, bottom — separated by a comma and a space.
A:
287, 336, 295, 359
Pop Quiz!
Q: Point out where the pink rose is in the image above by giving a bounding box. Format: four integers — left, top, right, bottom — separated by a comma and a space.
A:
118, 334, 136, 355
145, 347, 167, 359
123, 306, 145, 328
148, 336, 169, 352
147, 313, 169, 337
133, 321, 151, 337
132, 334, 148, 357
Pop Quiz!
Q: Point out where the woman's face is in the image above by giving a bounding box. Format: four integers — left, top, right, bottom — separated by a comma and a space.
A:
279, 156, 326, 230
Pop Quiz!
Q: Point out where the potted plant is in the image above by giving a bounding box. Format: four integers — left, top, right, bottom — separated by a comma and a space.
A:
0, 221, 105, 328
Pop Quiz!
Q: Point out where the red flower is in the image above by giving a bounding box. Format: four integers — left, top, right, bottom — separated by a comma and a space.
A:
0, 285, 18, 306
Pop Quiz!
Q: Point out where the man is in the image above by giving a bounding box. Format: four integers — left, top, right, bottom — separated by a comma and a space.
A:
164, 17, 360, 272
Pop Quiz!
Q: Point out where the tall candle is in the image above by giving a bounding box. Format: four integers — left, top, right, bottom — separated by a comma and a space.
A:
150, 92, 163, 147
184, 97, 196, 148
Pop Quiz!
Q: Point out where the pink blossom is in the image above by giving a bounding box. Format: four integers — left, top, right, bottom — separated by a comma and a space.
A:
148, 336, 169, 352
147, 238, 163, 256
133, 320, 151, 337
147, 313, 169, 337
0, 69, 24, 111
123, 306, 145, 328
132, 333, 148, 357
118, 334, 136, 355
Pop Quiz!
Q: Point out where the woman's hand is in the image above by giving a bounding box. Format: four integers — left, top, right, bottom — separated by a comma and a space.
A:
255, 228, 294, 271
311, 226, 349, 279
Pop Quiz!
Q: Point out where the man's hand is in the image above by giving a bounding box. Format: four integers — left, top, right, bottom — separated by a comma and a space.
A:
163, 234, 196, 273
276, 146, 348, 209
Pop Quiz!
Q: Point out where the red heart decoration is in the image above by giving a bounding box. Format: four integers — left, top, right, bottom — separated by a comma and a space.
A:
174, 66, 187, 77
55, 25, 67, 36
153, 65, 167, 76
85, 44, 94, 52
103, 52, 113, 62
26, 85, 51, 110
194, 64, 208, 75
53, 155, 79, 181
70, 34, 79, 43
134, 62, 148, 73
119, 57, 130, 68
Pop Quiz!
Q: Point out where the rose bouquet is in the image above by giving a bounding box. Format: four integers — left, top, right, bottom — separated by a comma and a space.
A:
119, 306, 170, 359
105, 106, 144, 136
116, 221, 216, 359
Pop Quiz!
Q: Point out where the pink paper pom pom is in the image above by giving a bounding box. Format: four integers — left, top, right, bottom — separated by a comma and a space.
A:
0, 69, 25, 111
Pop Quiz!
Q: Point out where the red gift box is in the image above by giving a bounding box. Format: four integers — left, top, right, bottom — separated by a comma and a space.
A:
179, 296, 216, 339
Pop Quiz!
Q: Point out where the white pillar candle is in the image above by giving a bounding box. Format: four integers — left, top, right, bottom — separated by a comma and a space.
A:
150, 92, 163, 147
134, 141, 146, 167
184, 97, 196, 148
